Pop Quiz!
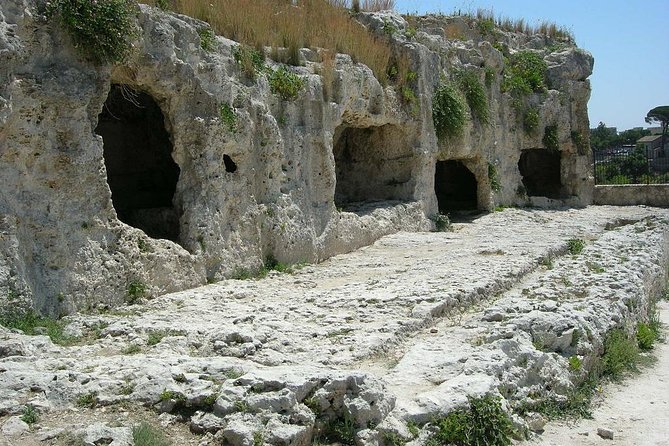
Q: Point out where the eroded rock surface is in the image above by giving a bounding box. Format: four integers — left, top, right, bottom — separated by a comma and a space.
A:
1, 206, 667, 445
0, 0, 593, 312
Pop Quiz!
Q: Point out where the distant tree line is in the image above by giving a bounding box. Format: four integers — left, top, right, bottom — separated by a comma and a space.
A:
589, 122, 650, 151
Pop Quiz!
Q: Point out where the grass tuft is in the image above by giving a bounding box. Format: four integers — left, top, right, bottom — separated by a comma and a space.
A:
567, 239, 584, 255
76, 391, 98, 408
0, 310, 74, 346
133, 421, 172, 446
20, 405, 39, 425
601, 329, 641, 381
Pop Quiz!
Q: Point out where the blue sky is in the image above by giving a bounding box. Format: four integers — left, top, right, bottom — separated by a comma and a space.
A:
395, 0, 669, 131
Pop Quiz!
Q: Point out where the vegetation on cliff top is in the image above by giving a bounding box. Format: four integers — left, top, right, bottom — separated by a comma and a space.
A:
146, 0, 396, 83
454, 8, 574, 42
46, 0, 138, 64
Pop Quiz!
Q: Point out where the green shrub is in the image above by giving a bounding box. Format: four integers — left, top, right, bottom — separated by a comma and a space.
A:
314, 416, 356, 445
431, 214, 452, 232
198, 27, 216, 51
123, 343, 141, 354
219, 103, 237, 133
601, 329, 639, 380
263, 256, 293, 274
253, 431, 264, 446
428, 395, 512, 446
147, 330, 168, 346
20, 405, 39, 425
432, 82, 466, 140
523, 107, 539, 135
76, 392, 98, 408
47, 0, 137, 64
160, 389, 187, 403
401, 86, 417, 105
568, 355, 582, 371
567, 238, 584, 255
133, 422, 172, 446
126, 280, 147, 304
155, 0, 170, 10
233, 45, 266, 79
383, 431, 407, 446
269, 66, 306, 100
484, 67, 496, 87
518, 375, 595, 420
477, 18, 495, 36
636, 322, 656, 351
456, 70, 489, 124
542, 125, 559, 151
570, 130, 587, 153
501, 51, 548, 96
407, 421, 420, 438
488, 163, 502, 192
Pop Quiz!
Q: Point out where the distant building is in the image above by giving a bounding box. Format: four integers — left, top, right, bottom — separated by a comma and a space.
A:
637, 135, 666, 157
648, 127, 663, 135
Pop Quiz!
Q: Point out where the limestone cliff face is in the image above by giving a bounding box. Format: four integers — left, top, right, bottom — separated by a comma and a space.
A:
0, 1, 593, 314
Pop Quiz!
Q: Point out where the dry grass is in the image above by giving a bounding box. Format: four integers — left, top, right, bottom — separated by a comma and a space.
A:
328, 0, 395, 11
146, 0, 394, 83
318, 49, 336, 100
361, 0, 395, 11
459, 8, 575, 42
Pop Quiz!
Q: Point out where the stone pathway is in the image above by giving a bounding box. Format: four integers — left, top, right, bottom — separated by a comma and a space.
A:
1, 206, 668, 445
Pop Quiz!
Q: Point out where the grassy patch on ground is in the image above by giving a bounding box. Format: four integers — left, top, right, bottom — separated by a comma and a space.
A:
133, 422, 172, 446
519, 322, 661, 421
0, 310, 74, 345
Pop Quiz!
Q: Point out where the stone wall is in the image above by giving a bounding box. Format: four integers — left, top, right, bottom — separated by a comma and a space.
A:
594, 185, 669, 207
0, 1, 594, 314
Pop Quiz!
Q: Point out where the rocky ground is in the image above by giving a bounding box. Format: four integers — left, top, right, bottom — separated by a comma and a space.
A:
1, 206, 668, 446
526, 300, 669, 446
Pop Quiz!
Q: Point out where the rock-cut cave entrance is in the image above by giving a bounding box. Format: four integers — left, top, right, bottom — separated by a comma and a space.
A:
96, 85, 181, 242
333, 124, 416, 211
434, 160, 478, 213
518, 149, 562, 198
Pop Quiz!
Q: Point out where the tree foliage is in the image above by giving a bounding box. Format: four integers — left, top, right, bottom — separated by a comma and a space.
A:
645, 106, 669, 131
646, 105, 669, 152
589, 122, 650, 151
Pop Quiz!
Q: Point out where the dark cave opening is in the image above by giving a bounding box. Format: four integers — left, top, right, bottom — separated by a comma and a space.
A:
518, 149, 562, 198
96, 85, 181, 242
434, 160, 478, 212
332, 124, 416, 211
223, 154, 237, 173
